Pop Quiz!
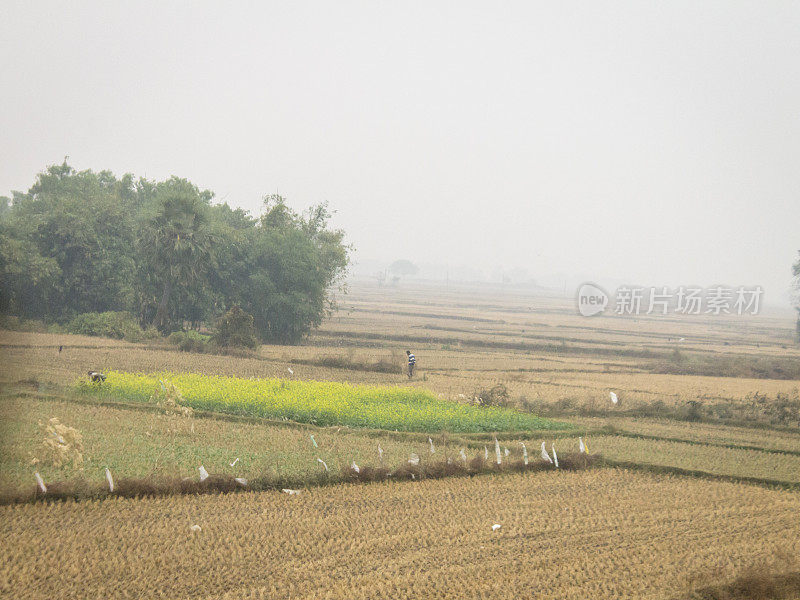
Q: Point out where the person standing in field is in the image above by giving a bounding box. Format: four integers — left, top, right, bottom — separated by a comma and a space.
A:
406, 350, 416, 379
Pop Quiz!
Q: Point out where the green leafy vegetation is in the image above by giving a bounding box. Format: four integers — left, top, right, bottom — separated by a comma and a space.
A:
66, 311, 153, 342
167, 330, 212, 353
0, 161, 350, 343
210, 306, 259, 349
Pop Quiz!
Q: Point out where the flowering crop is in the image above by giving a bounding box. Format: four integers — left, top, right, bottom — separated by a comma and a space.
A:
76, 371, 567, 433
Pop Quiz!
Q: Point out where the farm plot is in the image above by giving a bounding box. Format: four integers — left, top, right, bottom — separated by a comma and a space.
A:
559, 435, 800, 484
3, 393, 798, 498
74, 371, 567, 433
0, 395, 503, 491
2, 469, 799, 600
569, 416, 800, 453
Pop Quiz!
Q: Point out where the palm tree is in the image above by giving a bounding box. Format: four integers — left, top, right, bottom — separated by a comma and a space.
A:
140, 186, 214, 331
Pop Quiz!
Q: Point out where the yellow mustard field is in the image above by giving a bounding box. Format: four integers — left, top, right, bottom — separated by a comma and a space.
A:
75, 371, 567, 433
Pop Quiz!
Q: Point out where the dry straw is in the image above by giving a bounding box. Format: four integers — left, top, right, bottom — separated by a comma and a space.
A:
31, 418, 84, 469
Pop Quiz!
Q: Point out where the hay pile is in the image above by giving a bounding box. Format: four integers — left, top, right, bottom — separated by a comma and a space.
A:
32, 417, 84, 469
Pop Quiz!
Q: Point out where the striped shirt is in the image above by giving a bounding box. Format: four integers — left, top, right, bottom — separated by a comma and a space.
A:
407, 354, 416, 365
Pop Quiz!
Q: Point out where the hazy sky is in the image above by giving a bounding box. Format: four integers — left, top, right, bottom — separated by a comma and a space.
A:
2, 2, 799, 305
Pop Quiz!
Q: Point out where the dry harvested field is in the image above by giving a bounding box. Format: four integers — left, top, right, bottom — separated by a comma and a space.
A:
1, 279, 799, 598
2, 470, 799, 600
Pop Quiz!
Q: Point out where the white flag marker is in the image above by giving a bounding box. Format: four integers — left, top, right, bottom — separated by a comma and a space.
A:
408, 453, 420, 466
552, 444, 559, 468
310, 435, 317, 448
234, 477, 248, 486
282, 489, 301, 495
429, 437, 435, 454
190, 524, 201, 533
459, 448, 467, 464
610, 391, 618, 404
484, 446, 489, 460
105, 468, 114, 493
491, 524, 502, 532
351, 460, 360, 474
521, 443, 528, 466
504, 447, 509, 457
494, 437, 502, 465
317, 458, 329, 472
34, 472, 46, 494
198, 465, 209, 481
579, 437, 586, 454
287, 367, 294, 375
541, 442, 553, 464
229, 457, 239, 467
378, 444, 384, 463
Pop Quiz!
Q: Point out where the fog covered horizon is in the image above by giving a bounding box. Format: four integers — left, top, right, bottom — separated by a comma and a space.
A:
2, 1, 798, 307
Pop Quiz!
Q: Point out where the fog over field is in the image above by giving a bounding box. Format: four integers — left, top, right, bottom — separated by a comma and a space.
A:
1, 1, 799, 305
4, 5, 800, 597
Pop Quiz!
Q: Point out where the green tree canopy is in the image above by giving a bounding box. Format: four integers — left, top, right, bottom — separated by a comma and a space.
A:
0, 161, 135, 319
136, 177, 217, 331
0, 162, 350, 343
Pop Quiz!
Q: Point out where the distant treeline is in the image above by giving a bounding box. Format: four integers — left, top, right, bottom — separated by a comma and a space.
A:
0, 161, 350, 344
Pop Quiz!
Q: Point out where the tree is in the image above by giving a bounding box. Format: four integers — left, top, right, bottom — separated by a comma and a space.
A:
0, 161, 135, 319
388, 259, 419, 278
233, 196, 350, 344
0, 162, 351, 344
136, 178, 216, 332
0, 232, 60, 314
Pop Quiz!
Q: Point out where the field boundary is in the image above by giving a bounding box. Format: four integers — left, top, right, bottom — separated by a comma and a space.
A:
3, 452, 796, 507
315, 329, 666, 359
597, 429, 800, 457
603, 459, 800, 492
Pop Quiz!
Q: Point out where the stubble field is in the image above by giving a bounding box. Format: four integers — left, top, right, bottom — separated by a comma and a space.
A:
2, 470, 799, 600
1, 279, 798, 598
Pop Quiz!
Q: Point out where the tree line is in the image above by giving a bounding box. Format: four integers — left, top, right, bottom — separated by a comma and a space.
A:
0, 161, 350, 344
